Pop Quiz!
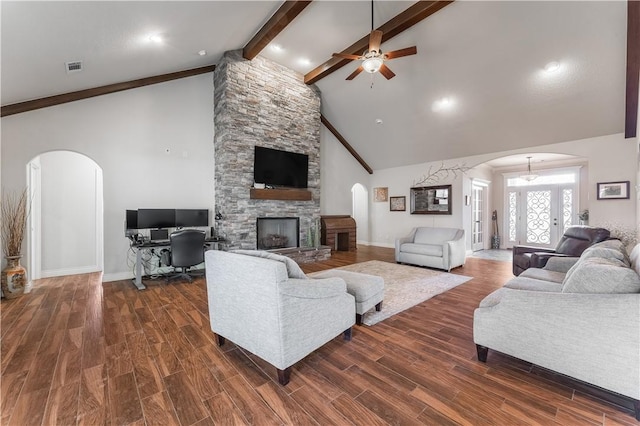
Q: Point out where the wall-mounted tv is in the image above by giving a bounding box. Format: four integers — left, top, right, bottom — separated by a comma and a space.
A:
254, 146, 308, 189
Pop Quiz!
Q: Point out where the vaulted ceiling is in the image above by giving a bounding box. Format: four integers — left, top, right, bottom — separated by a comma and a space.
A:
1, 1, 636, 171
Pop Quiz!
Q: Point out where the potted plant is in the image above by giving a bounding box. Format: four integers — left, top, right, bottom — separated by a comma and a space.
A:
578, 209, 589, 226
1, 189, 28, 299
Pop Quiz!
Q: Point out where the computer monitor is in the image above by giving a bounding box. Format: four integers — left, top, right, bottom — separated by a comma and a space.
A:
137, 209, 176, 229
175, 209, 209, 227
125, 210, 138, 229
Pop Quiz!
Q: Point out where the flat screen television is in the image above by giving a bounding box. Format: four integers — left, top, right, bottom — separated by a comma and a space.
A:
254, 146, 308, 189
137, 209, 176, 229
175, 209, 209, 227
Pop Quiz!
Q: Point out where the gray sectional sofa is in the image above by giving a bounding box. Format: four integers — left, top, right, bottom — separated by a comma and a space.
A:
474, 240, 640, 420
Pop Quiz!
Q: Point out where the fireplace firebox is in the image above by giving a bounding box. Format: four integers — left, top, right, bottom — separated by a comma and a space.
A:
256, 217, 300, 250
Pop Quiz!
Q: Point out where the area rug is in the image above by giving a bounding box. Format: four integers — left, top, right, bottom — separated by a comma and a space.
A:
309, 260, 472, 326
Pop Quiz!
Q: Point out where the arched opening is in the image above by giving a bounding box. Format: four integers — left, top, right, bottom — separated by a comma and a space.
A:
27, 151, 104, 280
351, 183, 369, 244
470, 152, 586, 252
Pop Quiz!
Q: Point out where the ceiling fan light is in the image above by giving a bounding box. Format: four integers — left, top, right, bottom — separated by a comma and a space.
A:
362, 56, 383, 73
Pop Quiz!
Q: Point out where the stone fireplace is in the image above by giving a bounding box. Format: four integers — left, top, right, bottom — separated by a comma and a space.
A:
256, 217, 300, 250
213, 50, 321, 250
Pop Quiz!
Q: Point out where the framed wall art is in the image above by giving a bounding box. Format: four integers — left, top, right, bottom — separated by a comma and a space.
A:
597, 181, 630, 200
374, 187, 388, 202
390, 196, 406, 211
410, 185, 452, 215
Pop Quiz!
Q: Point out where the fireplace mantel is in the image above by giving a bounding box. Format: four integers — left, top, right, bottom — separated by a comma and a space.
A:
250, 188, 312, 201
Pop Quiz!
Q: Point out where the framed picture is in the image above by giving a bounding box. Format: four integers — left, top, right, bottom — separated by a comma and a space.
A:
597, 181, 630, 200
410, 185, 452, 215
390, 196, 406, 211
374, 187, 388, 202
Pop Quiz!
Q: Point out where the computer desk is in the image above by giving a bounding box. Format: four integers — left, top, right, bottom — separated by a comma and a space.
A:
131, 237, 225, 290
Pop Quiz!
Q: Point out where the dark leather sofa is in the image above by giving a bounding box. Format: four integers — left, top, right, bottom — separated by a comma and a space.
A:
512, 225, 610, 276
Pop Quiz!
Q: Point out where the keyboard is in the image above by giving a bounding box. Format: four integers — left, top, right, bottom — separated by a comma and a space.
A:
150, 239, 170, 244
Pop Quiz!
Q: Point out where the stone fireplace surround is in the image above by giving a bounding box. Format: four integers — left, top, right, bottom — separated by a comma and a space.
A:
213, 50, 321, 250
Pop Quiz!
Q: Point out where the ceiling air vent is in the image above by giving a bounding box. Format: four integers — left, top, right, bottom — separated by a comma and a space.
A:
65, 61, 83, 73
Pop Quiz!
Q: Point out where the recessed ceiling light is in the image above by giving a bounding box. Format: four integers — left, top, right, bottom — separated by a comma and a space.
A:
544, 61, 560, 73
375, 118, 383, 125
298, 58, 311, 66
270, 44, 283, 52
148, 34, 163, 43
432, 97, 456, 112
198, 50, 207, 56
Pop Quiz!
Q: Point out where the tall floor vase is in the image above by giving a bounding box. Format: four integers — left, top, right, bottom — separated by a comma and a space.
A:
1, 256, 26, 299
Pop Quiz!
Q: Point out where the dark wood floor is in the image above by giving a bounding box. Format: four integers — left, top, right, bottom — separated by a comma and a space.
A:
1, 245, 638, 425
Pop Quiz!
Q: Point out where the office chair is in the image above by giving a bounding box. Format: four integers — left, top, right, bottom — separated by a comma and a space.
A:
166, 229, 206, 282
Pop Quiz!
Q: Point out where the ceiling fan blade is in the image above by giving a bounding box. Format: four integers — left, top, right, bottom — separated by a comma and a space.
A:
369, 30, 383, 53
346, 66, 364, 80
332, 53, 363, 60
379, 63, 396, 80
384, 46, 417, 60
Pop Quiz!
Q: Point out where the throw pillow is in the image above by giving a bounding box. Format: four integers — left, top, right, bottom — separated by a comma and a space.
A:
581, 246, 630, 266
232, 250, 307, 279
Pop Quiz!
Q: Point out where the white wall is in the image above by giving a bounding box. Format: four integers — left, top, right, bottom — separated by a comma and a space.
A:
39, 151, 102, 276
320, 126, 371, 216
1, 74, 215, 281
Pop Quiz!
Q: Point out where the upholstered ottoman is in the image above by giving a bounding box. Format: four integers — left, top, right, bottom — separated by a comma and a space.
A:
311, 270, 384, 325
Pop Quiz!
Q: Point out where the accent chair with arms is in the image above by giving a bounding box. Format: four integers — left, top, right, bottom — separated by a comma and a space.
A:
512, 225, 610, 276
166, 229, 206, 282
205, 250, 355, 385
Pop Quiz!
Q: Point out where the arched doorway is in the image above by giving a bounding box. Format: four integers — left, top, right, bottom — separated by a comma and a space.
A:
351, 183, 369, 244
27, 151, 104, 280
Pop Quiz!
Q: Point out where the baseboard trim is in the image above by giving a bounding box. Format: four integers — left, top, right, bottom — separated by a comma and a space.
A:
102, 271, 134, 283
41, 265, 101, 279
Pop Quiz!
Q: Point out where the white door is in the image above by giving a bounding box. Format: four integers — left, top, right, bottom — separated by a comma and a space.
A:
507, 185, 575, 248
472, 184, 485, 251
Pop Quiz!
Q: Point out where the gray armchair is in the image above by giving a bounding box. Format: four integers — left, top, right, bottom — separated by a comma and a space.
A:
204, 250, 355, 385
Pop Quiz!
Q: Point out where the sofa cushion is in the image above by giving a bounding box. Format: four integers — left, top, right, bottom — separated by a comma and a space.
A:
400, 242, 443, 257
413, 227, 459, 245
504, 276, 563, 292
581, 246, 630, 266
519, 268, 566, 284
562, 257, 640, 294
232, 250, 307, 279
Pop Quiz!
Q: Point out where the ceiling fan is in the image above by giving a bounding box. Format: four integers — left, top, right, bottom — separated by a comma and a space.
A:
332, 1, 417, 81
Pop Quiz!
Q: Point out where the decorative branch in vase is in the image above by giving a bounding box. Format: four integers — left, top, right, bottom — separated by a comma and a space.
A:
1, 189, 29, 299
413, 163, 471, 187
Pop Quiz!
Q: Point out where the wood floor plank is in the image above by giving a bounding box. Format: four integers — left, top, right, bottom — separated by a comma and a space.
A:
164, 369, 209, 426
42, 379, 81, 426
0, 371, 28, 425
141, 391, 181, 426
221, 375, 283, 425
109, 371, 144, 425
255, 380, 318, 425
202, 391, 249, 425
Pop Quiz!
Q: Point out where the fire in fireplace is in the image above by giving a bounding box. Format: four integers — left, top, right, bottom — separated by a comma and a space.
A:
256, 217, 300, 250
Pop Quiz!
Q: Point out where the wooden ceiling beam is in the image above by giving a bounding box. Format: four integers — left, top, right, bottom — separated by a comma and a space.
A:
321, 114, 373, 174
243, 1, 313, 60
625, 0, 639, 139
304, 0, 453, 85
1, 65, 216, 117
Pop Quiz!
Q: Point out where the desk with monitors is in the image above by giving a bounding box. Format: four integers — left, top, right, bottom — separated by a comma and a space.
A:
125, 208, 220, 290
